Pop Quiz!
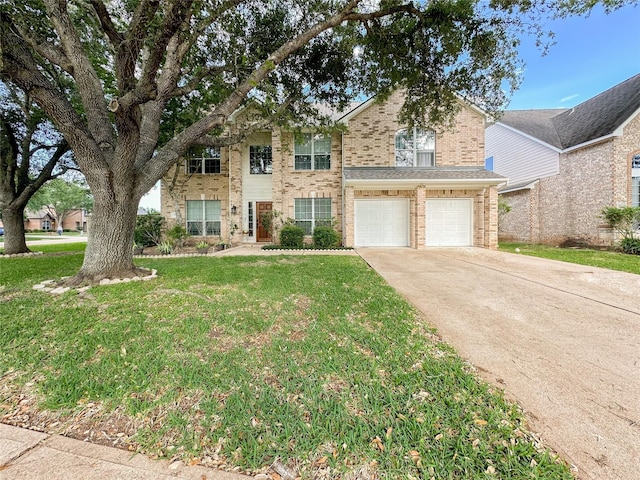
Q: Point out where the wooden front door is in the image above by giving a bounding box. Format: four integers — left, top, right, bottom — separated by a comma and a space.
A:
256, 202, 273, 242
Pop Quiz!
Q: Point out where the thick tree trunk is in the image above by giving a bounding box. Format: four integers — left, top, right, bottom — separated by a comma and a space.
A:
67, 192, 149, 285
2, 207, 30, 255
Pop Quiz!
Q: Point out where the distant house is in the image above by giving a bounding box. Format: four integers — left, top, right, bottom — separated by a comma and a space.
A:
23, 208, 88, 232
24, 210, 56, 232
161, 90, 505, 249
486, 74, 640, 246
60, 209, 89, 232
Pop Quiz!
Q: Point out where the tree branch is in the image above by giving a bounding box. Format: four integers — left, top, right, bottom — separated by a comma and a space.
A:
89, 0, 124, 47
114, 0, 159, 94
137, 0, 194, 100
0, 13, 107, 176
13, 24, 75, 75
42, 0, 115, 152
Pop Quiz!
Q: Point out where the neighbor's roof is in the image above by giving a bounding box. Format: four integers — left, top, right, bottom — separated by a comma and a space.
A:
498, 73, 640, 150
25, 209, 54, 220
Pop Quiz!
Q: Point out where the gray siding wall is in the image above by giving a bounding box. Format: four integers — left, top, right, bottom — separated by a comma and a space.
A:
486, 124, 559, 185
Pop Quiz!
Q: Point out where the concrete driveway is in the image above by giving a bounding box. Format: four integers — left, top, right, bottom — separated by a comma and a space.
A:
358, 247, 640, 480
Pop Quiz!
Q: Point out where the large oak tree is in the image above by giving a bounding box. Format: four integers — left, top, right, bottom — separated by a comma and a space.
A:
0, 0, 628, 283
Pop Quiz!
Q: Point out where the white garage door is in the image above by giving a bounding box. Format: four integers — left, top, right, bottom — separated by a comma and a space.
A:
355, 199, 409, 247
426, 199, 473, 246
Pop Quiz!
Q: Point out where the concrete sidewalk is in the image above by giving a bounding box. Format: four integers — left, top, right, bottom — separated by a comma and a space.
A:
0, 235, 88, 249
0, 423, 251, 480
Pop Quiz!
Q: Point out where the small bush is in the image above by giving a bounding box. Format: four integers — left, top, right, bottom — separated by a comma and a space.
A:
166, 224, 189, 248
280, 225, 305, 248
157, 240, 174, 254
312, 226, 340, 248
619, 237, 640, 255
135, 213, 164, 246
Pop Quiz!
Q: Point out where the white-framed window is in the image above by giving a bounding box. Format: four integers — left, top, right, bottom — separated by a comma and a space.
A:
294, 198, 331, 235
186, 200, 221, 236
250, 145, 272, 174
395, 128, 435, 167
247, 202, 254, 237
633, 154, 640, 207
187, 146, 221, 174
294, 133, 331, 170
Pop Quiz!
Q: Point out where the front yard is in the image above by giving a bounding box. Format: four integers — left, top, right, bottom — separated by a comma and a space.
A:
0, 248, 572, 479
499, 242, 640, 275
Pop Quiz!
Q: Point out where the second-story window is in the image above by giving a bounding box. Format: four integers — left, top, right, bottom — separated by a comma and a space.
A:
395, 128, 435, 167
187, 146, 221, 174
295, 133, 331, 170
250, 145, 272, 174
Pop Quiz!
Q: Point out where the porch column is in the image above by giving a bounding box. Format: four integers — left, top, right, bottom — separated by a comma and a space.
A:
484, 186, 498, 249
415, 185, 426, 248
344, 186, 355, 247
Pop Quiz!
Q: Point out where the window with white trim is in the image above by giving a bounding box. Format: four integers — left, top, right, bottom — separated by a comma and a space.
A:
186, 200, 221, 236
187, 147, 221, 174
247, 202, 254, 237
294, 133, 331, 170
633, 154, 640, 207
395, 128, 435, 167
294, 198, 331, 235
250, 145, 272, 174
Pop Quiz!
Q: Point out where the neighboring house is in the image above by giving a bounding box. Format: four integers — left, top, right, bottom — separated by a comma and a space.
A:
60, 209, 89, 232
486, 73, 640, 246
161, 90, 505, 249
24, 210, 56, 231
23, 208, 88, 232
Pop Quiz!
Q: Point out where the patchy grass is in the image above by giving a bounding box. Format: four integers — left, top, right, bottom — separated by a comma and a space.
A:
0, 253, 572, 479
499, 242, 640, 275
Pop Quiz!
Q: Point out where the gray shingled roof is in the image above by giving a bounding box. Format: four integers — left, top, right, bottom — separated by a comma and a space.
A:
498, 73, 640, 150
498, 109, 567, 149
344, 167, 505, 181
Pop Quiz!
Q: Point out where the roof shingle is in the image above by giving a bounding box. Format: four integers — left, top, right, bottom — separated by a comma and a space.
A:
498, 73, 640, 150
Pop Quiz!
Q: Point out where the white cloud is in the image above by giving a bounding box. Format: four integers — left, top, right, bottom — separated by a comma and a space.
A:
560, 94, 580, 104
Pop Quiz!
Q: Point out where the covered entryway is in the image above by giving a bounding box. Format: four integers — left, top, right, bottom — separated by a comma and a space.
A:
425, 198, 472, 246
354, 198, 409, 247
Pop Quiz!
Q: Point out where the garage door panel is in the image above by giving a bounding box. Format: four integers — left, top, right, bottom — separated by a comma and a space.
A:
426, 199, 472, 247
355, 199, 409, 247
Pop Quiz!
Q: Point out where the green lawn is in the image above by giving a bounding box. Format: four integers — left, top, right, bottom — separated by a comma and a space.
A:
0, 250, 572, 479
499, 242, 640, 275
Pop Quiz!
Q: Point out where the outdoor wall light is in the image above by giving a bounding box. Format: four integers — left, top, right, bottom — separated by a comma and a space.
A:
231, 205, 237, 215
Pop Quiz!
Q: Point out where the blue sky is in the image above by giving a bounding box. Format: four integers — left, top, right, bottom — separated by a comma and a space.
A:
508, 3, 640, 110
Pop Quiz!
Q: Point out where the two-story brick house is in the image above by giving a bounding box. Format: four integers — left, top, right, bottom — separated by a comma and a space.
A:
486, 73, 640, 246
160, 90, 505, 248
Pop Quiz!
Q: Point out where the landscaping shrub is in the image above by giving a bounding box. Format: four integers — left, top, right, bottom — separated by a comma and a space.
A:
280, 224, 304, 248
619, 237, 640, 255
312, 226, 340, 248
166, 224, 189, 248
134, 213, 164, 246
601, 206, 640, 256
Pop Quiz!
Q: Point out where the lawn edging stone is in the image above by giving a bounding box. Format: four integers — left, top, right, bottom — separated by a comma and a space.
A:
32, 269, 158, 295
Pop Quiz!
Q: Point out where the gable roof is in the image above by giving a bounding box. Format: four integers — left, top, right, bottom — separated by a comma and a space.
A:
497, 109, 567, 149
497, 73, 640, 150
339, 93, 488, 124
